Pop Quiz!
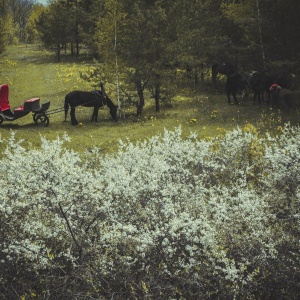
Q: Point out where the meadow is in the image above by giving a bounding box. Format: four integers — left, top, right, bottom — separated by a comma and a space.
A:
1, 45, 299, 153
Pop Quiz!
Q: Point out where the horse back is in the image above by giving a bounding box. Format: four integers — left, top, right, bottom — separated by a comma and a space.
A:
66, 90, 102, 107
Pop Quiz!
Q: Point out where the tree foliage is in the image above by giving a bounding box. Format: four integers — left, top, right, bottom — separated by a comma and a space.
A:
222, 0, 300, 69
0, 0, 35, 50
25, 4, 45, 43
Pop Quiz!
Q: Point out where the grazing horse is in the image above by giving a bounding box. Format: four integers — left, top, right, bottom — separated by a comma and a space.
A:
64, 89, 118, 125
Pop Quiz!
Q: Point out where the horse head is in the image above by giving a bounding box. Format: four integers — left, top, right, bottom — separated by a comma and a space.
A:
105, 96, 118, 121
97, 84, 118, 120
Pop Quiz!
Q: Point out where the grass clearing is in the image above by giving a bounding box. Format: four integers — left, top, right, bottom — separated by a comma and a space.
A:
1, 45, 299, 153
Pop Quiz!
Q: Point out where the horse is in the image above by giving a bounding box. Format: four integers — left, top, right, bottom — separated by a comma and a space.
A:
64, 89, 118, 125
249, 71, 272, 105
249, 71, 295, 105
226, 72, 249, 104
212, 62, 236, 84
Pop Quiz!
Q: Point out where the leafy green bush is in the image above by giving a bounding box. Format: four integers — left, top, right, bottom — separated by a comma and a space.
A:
0, 125, 299, 299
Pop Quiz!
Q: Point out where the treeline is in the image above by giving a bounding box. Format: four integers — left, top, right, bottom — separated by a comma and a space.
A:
1, 0, 300, 113
0, 0, 35, 50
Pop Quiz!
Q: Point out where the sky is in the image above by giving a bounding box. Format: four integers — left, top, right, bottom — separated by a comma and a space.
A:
35, 0, 49, 5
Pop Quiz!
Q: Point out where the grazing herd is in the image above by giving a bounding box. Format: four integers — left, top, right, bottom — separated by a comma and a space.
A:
63, 63, 296, 126
212, 62, 296, 107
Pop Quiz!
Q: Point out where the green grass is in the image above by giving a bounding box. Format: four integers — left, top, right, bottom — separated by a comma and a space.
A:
1, 44, 299, 153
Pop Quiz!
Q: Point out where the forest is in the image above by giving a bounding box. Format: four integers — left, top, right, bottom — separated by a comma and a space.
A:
1, 0, 300, 114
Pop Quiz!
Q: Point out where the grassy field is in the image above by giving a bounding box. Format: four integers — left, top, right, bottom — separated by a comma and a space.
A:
1, 45, 299, 153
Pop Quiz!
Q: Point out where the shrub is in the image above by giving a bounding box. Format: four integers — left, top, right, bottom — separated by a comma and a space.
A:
0, 125, 299, 299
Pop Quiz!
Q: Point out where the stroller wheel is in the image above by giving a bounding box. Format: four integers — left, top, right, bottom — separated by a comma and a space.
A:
34, 114, 49, 127
33, 113, 38, 123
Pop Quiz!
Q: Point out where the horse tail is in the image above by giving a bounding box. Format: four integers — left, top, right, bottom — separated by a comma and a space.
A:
64, 94, 70, 122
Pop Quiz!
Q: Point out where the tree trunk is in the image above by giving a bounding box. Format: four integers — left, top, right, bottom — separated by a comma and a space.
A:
255, 0, 266, 69
154, 74, 160, 112
194, 68, 199, 86
71, 43, 74, 56
56, 43, 61, 62
136, 76, 145, 116
76, 40, 79, 56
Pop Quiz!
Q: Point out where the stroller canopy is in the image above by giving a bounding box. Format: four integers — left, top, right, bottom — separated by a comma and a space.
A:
0, 84, 10, 111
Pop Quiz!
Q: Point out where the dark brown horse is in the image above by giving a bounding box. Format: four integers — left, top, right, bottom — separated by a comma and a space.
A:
249, 71, 295, 105
226, 72, 249, 104
212, 62, 236, 84
64, 89, 117, 125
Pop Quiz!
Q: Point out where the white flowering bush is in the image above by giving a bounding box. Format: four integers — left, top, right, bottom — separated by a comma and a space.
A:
0, 125, 299, 299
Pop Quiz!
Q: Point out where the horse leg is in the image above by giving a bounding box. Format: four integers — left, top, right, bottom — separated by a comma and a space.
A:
257, 91, 261, 105
64, 96, 69, 122
70, 107, 78, 125
266, 89, 271, 105
253, 89, 258, 103
270, 94, 274, 107
232, 88, 238, 104
226, 89, 231, 103
91, 106, 98, 122
226, 83, 231, 103
64, 110, 68, 122
94, 108, 99, 121
271, 93, 279, 108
